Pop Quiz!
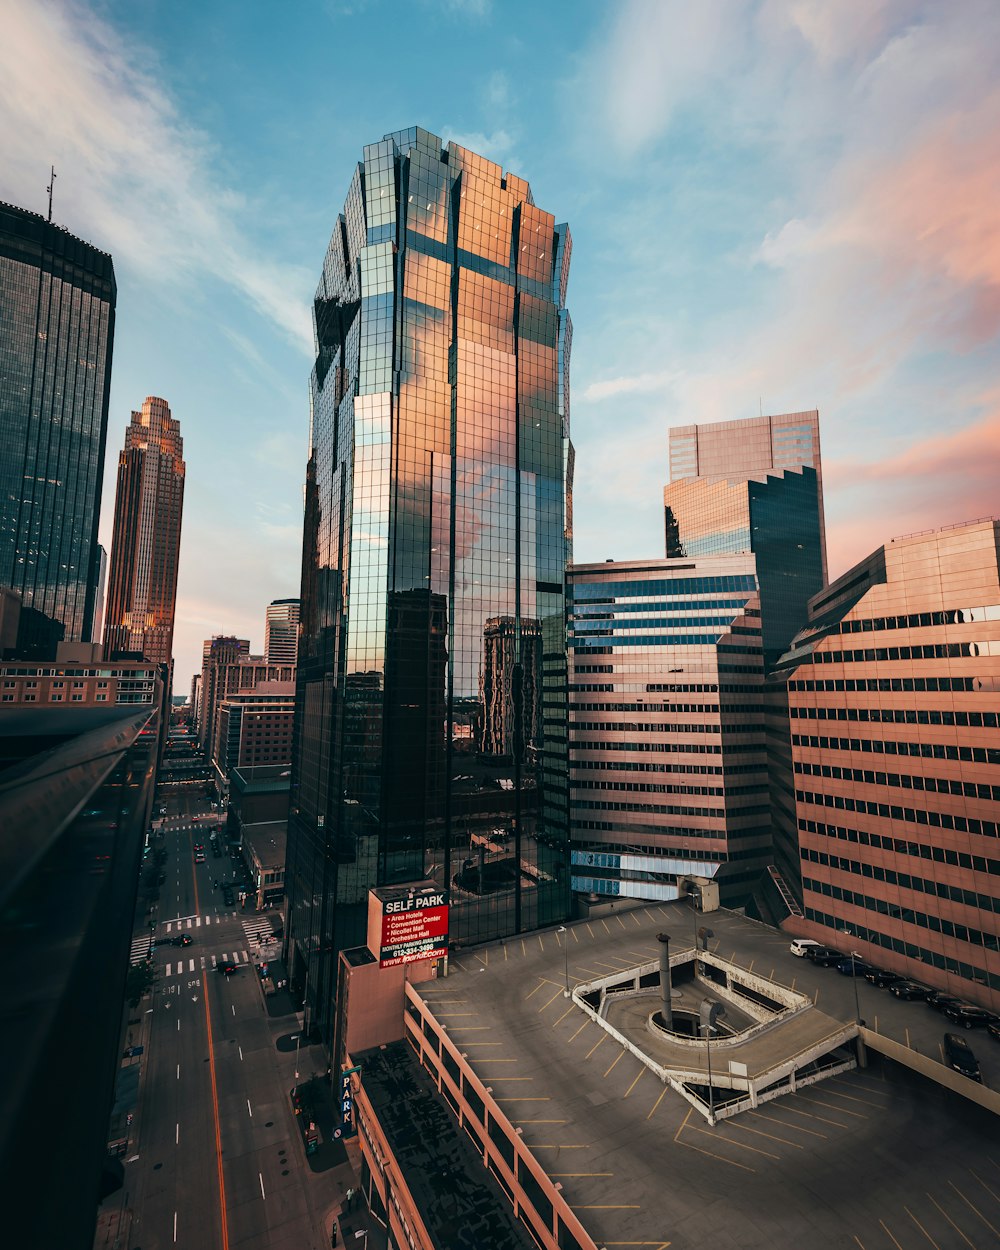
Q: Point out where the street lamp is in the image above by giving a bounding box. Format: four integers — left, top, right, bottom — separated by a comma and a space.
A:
557, 926, 569, 997
293, 1032, 301, 1080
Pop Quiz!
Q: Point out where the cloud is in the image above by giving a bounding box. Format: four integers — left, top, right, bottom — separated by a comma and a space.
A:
579, 370, 682, 404
0, 0, 313, 352
441, 126, 518, 171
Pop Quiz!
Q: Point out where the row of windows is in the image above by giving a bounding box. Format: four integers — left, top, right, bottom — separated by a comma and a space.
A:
800, 817, 1000, 875
571, 779, 765, 796
790, 706, 1000, 728
571, 720, 762, 736
795, 788, 1000, 837
789, 676, 987, 693
803, 878, 999, 952
806, 906, 999, 992
571, 701, 767, 714
794, 759, 1000, 802
572, 800, 769, 817
791, 733, 1000, 766
570, 759, 763, 777
571, 740, 724, 755
801, 847, 999, 913
808, 641, 988, 664
839, 606, 1000, 634
575, 819, 769, 842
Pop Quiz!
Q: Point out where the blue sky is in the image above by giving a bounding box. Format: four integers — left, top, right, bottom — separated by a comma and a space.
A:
2, 0, 999, 692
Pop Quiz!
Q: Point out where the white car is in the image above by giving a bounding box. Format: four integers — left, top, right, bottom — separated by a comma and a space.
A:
789, 938, 822, 957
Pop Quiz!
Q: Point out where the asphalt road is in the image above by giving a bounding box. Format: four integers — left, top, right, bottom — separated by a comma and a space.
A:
98, 732, 345, 1250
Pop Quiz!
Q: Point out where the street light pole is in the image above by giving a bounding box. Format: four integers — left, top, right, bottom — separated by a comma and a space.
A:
557, 926, 569, 997
842, 929, 868, 1069
294, 1032, 301, 1081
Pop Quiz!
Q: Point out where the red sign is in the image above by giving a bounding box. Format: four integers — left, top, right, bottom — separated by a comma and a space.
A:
378, 888, 449, 968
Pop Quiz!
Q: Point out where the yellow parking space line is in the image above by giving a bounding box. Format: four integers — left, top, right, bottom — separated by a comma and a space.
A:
532, 1143, 590, 1148
569, 1020, 591, 1042
676, 1136, 755, 1173
430, 998, 468, 1003
461, 1042, 504, 1047
927, 1194, 976, 1248
586, 923, 596, 939
538, 933, 545, 950
493, 1096, 551, 1101
615, 913, 628, 929
550, 1173, 614, 1177
968, 1167, 1000, 1203
521, 938, 526, 956
879, 1220, 904, 1249
575, 964, 606, 978
794, 1092, 867, 1119
436, 1012, 477, 1016
853, 1237, 865, 1249
949, 1180, 1000, 1238
475, 1059, 518, 1064
600, 918, 611, 934
604, 1049, 626, 1078
586, 1034, 610, 1059
692, 1125, 779, 1161
629, 911, 644, 926
503, 943, 508, 961
774, 1102, 847, 1129
594, 960, 629, 972
571, 927, 580, 943
539, 988, 563, 1011
904, 1207, 941, 1250
749, 1109, 827, 1139
727, 1118, 804, 1149
571, 1205, 640, 1210
821, 1083, 883, 1106
624, 1068, 647, 1098
525, 980, 546, 1000
514, 1119, 567, 1124
674, 1107, 692, 1141
553, 1005, 575, 1028
488, 1076, 533, 1081
447, 1026, 491, 1031
647, 1089, 667, 1121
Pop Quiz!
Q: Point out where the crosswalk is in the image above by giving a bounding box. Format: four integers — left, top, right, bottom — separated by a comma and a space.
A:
241, 915, 278, 945
163, 912, 239, 931
129, 934, 154, 965
163, 950, 250, 978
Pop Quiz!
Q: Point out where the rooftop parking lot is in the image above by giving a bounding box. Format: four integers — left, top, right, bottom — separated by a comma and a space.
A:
423, 902, 999, 1249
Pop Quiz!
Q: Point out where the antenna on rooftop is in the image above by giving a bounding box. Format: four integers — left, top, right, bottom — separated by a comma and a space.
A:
46, 166, 57, 222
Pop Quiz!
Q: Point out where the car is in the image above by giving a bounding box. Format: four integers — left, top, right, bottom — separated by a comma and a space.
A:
194, 842, 204, 851
943, 1032, 982, 1082
194, 852, 206, 863
836, 957, 873, 977
804, 946, 845, 967
222, 887, 235, 905
789, 939, 822, 957
890, 980, 933, 1001
218, 961, 238, 976
864, 968, 905, 989
942, 1003, 1000, 1030
987, 1020, 1000, 1043
165, 934, 193, 947
925, 990, 964, 1013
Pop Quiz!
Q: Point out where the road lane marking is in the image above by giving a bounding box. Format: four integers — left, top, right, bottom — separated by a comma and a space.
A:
878, 1219, 904, 1249
926, 1194, 975, 1248
166, 963, 172, 977
259, 1172, 266, 1200
176, 1064, 180, 1080
202, 974, 230, 1250
174, 1211, 177, 1243
247, 1099, 253, 1117
239, 1046, 243, 1061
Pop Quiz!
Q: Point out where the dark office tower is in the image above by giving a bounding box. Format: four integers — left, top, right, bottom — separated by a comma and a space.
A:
196, 634, 250, 750
264, 597, 300, 666
769, 520, 1000, 1011
288, 127, 573, 1046
664, 412, 826, 669
103, 398, 185, 669
0, 203, 116, 654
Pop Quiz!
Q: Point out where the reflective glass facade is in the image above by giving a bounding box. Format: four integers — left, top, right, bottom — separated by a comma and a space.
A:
288, 129, 573, 1044
769, 520, 1000, 1009
568, 557, 769, 905
665, 467, 824, 669
0, 203, 116, 652
103, 397, 185, 668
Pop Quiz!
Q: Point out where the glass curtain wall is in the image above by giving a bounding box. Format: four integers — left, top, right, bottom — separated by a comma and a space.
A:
288, 129, 573, 1044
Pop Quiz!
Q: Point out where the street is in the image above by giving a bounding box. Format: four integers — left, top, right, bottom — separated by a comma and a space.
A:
96, 735, 351, 1250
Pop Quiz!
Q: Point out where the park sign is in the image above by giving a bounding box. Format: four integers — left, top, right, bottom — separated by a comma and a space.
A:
368, 881, 449, 969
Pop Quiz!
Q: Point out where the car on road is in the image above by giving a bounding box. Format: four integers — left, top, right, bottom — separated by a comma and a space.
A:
942, 1003, 1000, 1030
222, 886, 235, 905
164, 934, 193, 947
943, 1032, 982, 1082
804, 946, 845, 967
218, 961, 238, 976
864, 968, 905, 989
194, 852, 206, 863
890, 980, 933, 1001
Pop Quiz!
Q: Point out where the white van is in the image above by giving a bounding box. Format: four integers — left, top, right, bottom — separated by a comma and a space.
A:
789, 938, 822, 957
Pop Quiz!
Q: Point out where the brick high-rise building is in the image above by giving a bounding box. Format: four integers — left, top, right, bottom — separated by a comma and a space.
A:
103, 397, 185, 669
0, 203, 116, 655
769, 519, 1000, 1010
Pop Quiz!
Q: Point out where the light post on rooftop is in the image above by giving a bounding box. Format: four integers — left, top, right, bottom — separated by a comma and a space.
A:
842, 928, 868, 1068
557, 926, 569, 997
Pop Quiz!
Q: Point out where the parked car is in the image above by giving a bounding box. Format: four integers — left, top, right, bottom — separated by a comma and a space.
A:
890, 980, 933, 1001
865, 968, 905, 989
943, 1032, 982, 1082
942, 1003, 1000, 1030
836, 957, 873, 977
925, 991, 964, 1014
790, 939, 822, 957
987, 1020, 1000, 1043
805, 946, 845, 967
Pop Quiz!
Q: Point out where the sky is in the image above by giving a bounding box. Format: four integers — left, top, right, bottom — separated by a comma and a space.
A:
1, 0, 999, 693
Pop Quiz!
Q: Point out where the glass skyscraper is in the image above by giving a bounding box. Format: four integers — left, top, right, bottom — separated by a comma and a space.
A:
664, 412, 826, 669
103, 396, 185, 669
0, 203, 116, 654
288, 128, 573, 1045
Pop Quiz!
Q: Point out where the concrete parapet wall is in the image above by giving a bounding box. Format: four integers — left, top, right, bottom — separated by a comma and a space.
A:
861, 1027, 1000, 1116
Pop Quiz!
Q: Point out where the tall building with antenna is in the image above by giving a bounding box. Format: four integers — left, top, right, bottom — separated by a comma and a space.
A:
0, 202, 116, 655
